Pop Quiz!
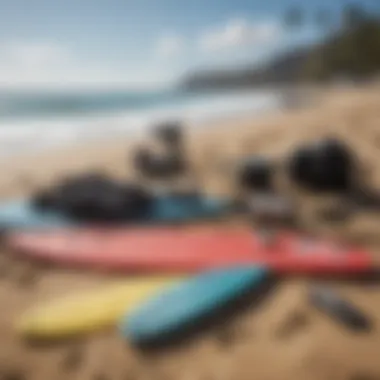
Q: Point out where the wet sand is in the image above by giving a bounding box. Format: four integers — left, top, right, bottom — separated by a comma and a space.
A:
1, 84, 380, 380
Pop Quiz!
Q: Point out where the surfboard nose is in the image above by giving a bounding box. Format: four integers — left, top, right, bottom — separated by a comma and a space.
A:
120, 265, 271, 345
15, 313, 41, 337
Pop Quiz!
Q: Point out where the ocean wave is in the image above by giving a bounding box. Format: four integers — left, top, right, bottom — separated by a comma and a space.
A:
0, 89, 282, 158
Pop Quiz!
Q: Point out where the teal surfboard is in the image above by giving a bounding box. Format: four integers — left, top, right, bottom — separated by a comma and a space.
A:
119, 266, 270, 344
0, 195, 230, 230
0, 199, 72, 230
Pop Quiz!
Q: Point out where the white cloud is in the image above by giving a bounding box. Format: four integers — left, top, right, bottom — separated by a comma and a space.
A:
155, 34, 184, 58
3, 41, 71, 68
199, 19, 281, 52
0, 41, 171, 90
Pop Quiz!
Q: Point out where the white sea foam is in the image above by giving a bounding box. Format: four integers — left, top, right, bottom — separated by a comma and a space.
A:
0, 89, 282, 159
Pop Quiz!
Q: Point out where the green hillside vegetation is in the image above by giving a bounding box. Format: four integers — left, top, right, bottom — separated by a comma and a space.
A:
181, 4, 380, 90
304, 10, 380, 80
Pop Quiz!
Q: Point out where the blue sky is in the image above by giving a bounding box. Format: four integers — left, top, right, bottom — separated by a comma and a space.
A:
0, 0, 378, 90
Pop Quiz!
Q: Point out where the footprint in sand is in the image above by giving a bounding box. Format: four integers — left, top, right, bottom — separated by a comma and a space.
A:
0, 259, 8, 280
214, 320, 253, 348
92, 374, 107, 380
0, 368, 25, 380
274, 309, 311, 340
0, 255, 18, 283
61, 345, 85, 373
215, 326, 238, 347
350, 374, 380, 380
12, 264, 39, 289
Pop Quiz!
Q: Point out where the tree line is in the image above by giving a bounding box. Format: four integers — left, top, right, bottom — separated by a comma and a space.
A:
284, 3, 380, 80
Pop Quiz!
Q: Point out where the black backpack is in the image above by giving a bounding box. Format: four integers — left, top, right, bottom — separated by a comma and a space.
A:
32, 173, 153, 223
288, 138, 354, 192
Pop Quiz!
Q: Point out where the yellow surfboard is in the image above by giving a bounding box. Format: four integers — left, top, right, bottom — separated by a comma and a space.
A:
16, 276, 182, 339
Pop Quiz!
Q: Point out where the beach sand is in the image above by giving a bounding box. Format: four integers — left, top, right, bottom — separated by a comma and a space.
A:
1, 83, 380, 380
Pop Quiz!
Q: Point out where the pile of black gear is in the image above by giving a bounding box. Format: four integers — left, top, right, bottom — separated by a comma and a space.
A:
133, 148, 187, 181
133, 121, 188, 181
31, 172, 152, 223
154, 121, 184, 148
237, 156, 274, 192
288, 138, 354, 193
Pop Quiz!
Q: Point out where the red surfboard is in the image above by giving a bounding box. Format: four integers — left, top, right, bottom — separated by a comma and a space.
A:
6, 227, 374, 275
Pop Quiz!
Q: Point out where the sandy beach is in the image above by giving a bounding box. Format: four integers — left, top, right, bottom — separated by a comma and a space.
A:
1, 83, 380, 380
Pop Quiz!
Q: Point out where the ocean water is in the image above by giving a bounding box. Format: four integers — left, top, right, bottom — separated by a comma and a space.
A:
0, 88, 283, 158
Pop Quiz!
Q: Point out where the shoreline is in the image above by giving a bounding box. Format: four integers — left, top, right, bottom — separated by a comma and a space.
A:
0, 83, 325, 170
0, 88, 284, 161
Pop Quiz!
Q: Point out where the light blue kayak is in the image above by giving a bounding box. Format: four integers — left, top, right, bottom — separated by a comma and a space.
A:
0, 195, 231, 230
119, 266, 270, 344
